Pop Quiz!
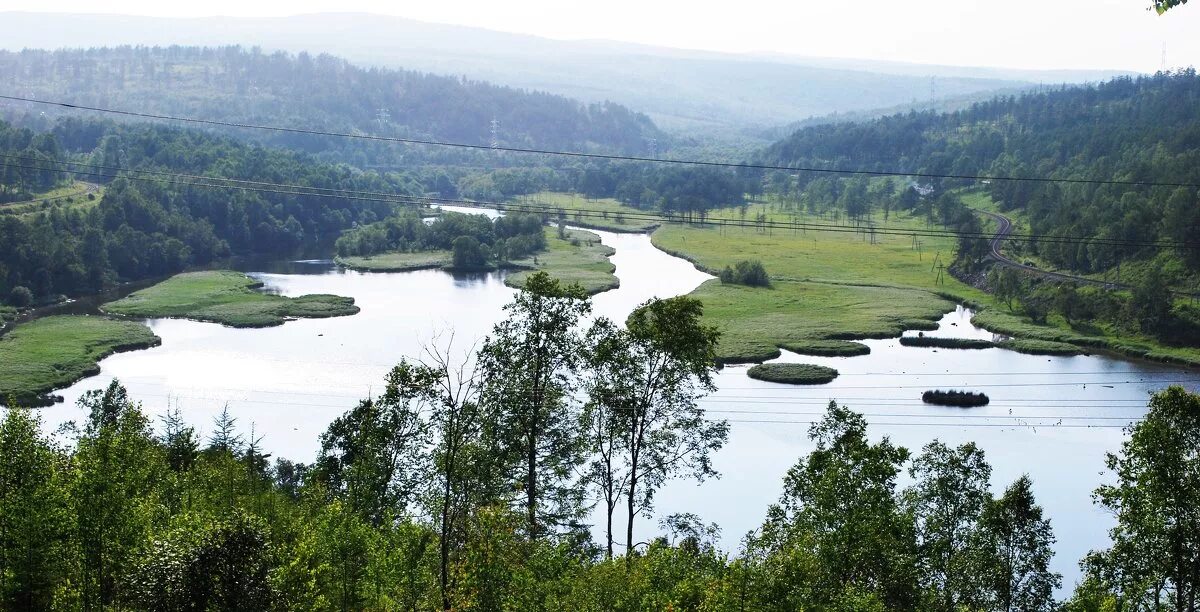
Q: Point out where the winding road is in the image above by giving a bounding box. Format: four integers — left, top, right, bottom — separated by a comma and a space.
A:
975, 208, 1131, 290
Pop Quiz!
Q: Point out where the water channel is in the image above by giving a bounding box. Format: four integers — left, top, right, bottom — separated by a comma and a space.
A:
32, 217, 1200, 590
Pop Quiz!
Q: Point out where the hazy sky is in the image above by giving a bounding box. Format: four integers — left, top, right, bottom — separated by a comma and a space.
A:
7, 0, 1199, 72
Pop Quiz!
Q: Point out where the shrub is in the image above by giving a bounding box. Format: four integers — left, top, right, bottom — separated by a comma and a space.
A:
718, 260, 771, 287
7, 286, 33, 307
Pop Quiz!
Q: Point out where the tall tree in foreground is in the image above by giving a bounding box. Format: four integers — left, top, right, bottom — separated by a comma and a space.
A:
904, 441, 993, 611
478, 271, 591, 541
976, 475, 1060, 612
598, 297, 728, 558
1081, 385, 1200, 611
0, 406, 72, 609
750, 402, 917, 610
73, 380, 167, 609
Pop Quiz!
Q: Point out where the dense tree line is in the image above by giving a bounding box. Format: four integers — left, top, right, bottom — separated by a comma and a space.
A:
4, 276, 1190, 610
458, 162, 749, 219
0, 46, 662, 162
760, 71, 1200, 281
334, 211, 547, 268
0, 118, 421, 303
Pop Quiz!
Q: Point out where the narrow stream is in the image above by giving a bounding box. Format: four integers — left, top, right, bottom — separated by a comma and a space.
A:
31, 220, 1200, 590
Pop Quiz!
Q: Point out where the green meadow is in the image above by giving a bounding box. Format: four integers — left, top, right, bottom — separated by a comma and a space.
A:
102, 270, 360, 328
505, 227, 619, 295
0, 315, 161, 406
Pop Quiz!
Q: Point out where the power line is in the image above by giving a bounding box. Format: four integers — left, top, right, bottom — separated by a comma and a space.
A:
5, 93, 1200, 189
4, 155, 1197, 250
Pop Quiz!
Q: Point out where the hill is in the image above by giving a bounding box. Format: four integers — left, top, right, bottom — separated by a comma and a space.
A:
0, 12, 1129, 134
0, 45, 661, 158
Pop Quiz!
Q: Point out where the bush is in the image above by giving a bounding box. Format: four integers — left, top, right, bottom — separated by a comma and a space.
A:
7, 286, 34, 307
718, 260, 771, 287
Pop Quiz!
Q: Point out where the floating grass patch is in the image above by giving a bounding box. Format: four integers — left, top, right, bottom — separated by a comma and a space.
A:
899, 336, 995, 349
102, 270, 359, 328
0, 315, 161, 406
779, 339, 871, 357
922, 390, 990, 407
997, 338, 1082, 356
746, 363, 839, 385
336, 250, 452, 272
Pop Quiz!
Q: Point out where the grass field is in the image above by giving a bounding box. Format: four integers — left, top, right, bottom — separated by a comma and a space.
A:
337, 250, 452, 272
102, 271, 360, 328
0, 315, 161, 406
514, 192, 660, 232
506, 228, 619, 295
646, 204, 975, 362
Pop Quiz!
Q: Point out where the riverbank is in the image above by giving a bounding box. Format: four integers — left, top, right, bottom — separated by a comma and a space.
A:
102, 270, 360, 328
0, 315, 161, 406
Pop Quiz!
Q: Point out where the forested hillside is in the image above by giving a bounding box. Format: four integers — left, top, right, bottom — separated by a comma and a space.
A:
0, 46, 662, 160
0, 117, 420, 303
760, 71, 1200, 278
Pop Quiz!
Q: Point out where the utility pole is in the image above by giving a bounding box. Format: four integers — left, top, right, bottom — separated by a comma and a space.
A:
929, 76, 936, 112
376, 107, 390, 130
490, 117, 501, 149
1161, 42, 1168, 73
647, 137, 658, 159
935, 262, 946, 285
931, 250, 942, 272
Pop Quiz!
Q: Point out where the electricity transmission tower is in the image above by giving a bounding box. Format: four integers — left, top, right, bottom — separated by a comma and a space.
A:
490, 117, 501, 149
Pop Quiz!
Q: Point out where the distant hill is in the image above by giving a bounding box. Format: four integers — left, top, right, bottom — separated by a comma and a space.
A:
0, 12, 1131, 134
0, 45, 661, 157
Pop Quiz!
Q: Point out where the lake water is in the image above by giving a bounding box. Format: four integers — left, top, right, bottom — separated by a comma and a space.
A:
35, 223, 1200, 591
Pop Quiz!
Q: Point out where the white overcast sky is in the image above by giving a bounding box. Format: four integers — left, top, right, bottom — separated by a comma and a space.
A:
6, 0, 1199, 72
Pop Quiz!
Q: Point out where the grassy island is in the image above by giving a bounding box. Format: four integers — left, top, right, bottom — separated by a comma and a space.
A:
922, 390, 990, 407
335, 250, 452, 272
0, 315, 161, 406
505, 228, 618, 295
899, 336, 995, 349
779, 339, 871, 357
102, 271, 360, 328
746, 363, 839, 385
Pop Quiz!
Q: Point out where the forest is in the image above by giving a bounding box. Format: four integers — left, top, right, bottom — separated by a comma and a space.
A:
0, 117, 420, 303
1, 275, 1196, 611
759, 71, 1200, 280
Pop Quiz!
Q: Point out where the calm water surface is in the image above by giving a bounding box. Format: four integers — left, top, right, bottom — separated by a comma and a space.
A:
37, 223, 1200, 591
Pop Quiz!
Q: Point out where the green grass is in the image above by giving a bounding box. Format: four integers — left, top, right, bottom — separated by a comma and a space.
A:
514, 192, 659, 232
690, 279, 954, 363
899, 336, 995, 349
642, 193, 1200, 368
336, 250, 452, 272
746, 363, 839, 385
996, 338, 1082, 356
778, 339, 871, 357
102, 270, 360, 328
0, 305, 16, 325
0, 315, 161, 406
0, 181, 104, 217
647, 207, 968, 362
506, 228, 619, 295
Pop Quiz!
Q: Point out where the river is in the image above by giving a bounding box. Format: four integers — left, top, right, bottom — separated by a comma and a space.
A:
35, 221, 1200, 591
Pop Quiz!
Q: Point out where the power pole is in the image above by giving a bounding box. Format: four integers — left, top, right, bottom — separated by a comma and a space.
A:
1161, 42, 1168, 73
929, 76, 936, 111
935, 262, 946, 285
376, 107, 390, 130
931, 250, 942, 272
647, 137, 658, 159
490, 117, 501, 149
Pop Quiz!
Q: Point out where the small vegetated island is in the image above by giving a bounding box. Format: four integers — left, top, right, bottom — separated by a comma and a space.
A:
335, 210, 618, 294
922, 389, 990, 407
102, 270, 359, 328
0, 315, 161, 406
747, 363, 839, 385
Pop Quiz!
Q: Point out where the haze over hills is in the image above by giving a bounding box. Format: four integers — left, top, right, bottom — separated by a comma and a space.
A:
0, 11, 1133, 135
